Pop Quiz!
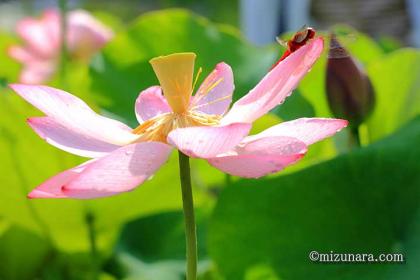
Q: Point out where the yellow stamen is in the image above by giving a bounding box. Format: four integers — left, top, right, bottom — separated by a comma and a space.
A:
150, 53, 196, 113
194, 77, 224, 105
192, 67, 203, 93
132, 53, 227, 144
190, 94, 231, 111
204, 77, 224, 96
132, 112, 221, 143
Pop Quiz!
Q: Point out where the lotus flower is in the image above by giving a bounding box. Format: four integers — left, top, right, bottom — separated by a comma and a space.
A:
10, 38, 347, 199
9, 9, 113, 84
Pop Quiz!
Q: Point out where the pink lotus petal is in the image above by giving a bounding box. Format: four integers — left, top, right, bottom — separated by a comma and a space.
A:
16, 17, 58, 58
10, 11, 60, 84
62, 142, 172, 199
67, 10, 114, 59
10, 84, 139, 146
28, 160, 95, 199
167, 123, 252, 158
250, 118, 348, 145
41, 9, 61, 47
11, 9, 112, 84
8, 46, 55, 84
19, 68, 54, 84
28, 117, 119, 158
221, 38, 324, 124
190, 62, 234, 115
8, 46, 36, 63
135, 86, 171, 123
19, 60, 57, 84
209, 154, 304, 178
208, 136, 307, 178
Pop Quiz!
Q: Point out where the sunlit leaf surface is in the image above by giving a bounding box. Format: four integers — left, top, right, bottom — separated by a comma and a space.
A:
208, 117, 420, 280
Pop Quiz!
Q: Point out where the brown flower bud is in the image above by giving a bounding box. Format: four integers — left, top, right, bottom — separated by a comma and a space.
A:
326, 34, 375, 128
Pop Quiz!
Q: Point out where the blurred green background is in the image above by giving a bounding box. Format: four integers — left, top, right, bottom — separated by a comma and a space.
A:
0, 0, 419, 279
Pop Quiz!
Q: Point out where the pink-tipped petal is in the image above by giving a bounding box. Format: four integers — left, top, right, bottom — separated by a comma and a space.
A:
135, 86, 171, 123
62, 142, 172, 198
27, 160, 95, 199
221, 38, 324, 124
252, 118, 348, 145
208, 136, 307, 178
10, 84, 139, 147
167, 123, 252, 158
67, 10, 114, 59
28, 117, 119, 158
191, 62, 234, 115
210, 154, 304, 178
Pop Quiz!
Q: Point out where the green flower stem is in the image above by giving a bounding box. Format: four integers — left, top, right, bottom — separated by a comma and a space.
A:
58, 0, 68, 86
85, 211, 99, 280
349, 125, 361, 149
178, 151, 198, 280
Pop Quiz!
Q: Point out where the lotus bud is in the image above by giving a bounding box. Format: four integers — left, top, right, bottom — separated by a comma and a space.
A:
326, 34, 375, 128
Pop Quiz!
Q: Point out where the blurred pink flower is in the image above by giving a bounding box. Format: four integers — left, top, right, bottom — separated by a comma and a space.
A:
10, 38, 347, 199
8, 9, 113, 84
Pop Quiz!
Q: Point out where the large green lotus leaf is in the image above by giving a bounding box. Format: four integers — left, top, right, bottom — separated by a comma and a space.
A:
208, 117, 420, 280
117, 211, 209, 262
366, 49, 420, 142
111, 254, 187, 280
40, 251, 116, 280
107, 210, 211, 280
0, 223, 51, 280
0, 88, 211, 252
89, 9, 276, 126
